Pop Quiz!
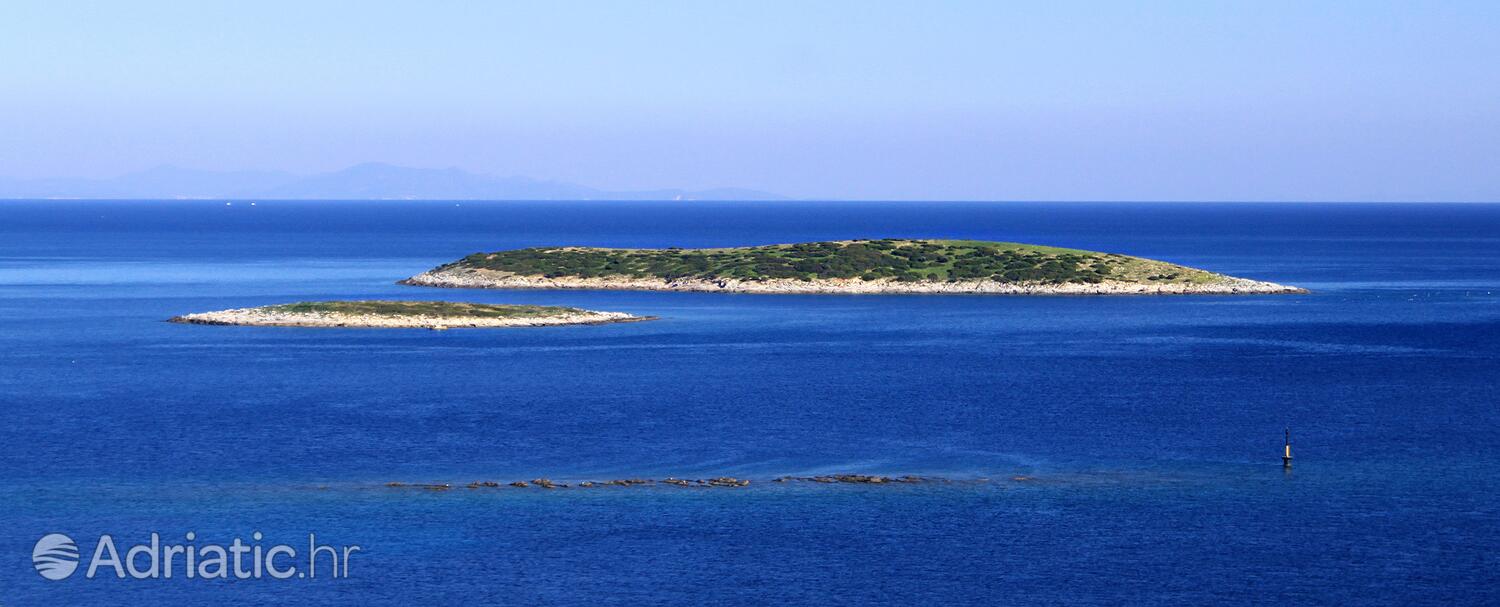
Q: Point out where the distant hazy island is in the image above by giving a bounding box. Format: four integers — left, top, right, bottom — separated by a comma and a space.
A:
170, 300, 651, 329
402, 239, 1304, 295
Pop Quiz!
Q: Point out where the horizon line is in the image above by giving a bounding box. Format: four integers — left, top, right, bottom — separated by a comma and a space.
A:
2, 198, 1498, 204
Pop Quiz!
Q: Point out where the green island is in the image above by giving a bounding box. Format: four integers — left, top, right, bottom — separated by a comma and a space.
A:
169, 300, 651, 329
401, 239, 1304, 295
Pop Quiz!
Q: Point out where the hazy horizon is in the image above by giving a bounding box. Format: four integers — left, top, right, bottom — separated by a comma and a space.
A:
3, 1, 1498, 202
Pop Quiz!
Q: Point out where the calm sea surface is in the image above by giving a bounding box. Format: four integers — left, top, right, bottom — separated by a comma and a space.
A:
1, 201, 1496, 605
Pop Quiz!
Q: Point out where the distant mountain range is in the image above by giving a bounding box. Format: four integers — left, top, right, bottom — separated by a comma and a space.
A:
0, 163, 787, 201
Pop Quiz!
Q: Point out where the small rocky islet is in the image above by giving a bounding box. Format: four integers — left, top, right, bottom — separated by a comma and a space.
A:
169, 300, 652, 329
171, 239, 1303, 328
401, 238, 1306, 295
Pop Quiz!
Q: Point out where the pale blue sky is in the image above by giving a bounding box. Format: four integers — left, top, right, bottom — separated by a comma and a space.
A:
2, 1, 1497, 200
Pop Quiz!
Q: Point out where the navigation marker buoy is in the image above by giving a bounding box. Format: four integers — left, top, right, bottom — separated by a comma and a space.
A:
1282, 427, 1293, 469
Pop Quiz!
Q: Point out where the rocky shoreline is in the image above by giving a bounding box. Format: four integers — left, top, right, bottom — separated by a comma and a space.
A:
170, 306, 650, 329
401, 268, 1307, 295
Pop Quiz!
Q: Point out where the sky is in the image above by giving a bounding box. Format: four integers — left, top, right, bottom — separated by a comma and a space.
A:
1, 1, 1497, 201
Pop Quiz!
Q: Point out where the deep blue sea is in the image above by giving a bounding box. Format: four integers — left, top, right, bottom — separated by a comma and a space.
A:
0, 201, 1496, 605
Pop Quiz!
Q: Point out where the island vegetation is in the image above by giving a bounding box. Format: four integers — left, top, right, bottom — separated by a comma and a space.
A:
402, 239, 1304, 295
170, 300, 650, 329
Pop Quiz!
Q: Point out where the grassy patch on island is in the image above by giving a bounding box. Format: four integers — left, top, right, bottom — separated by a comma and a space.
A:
440, 239, 1224, 285
266, 301, 585, 318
